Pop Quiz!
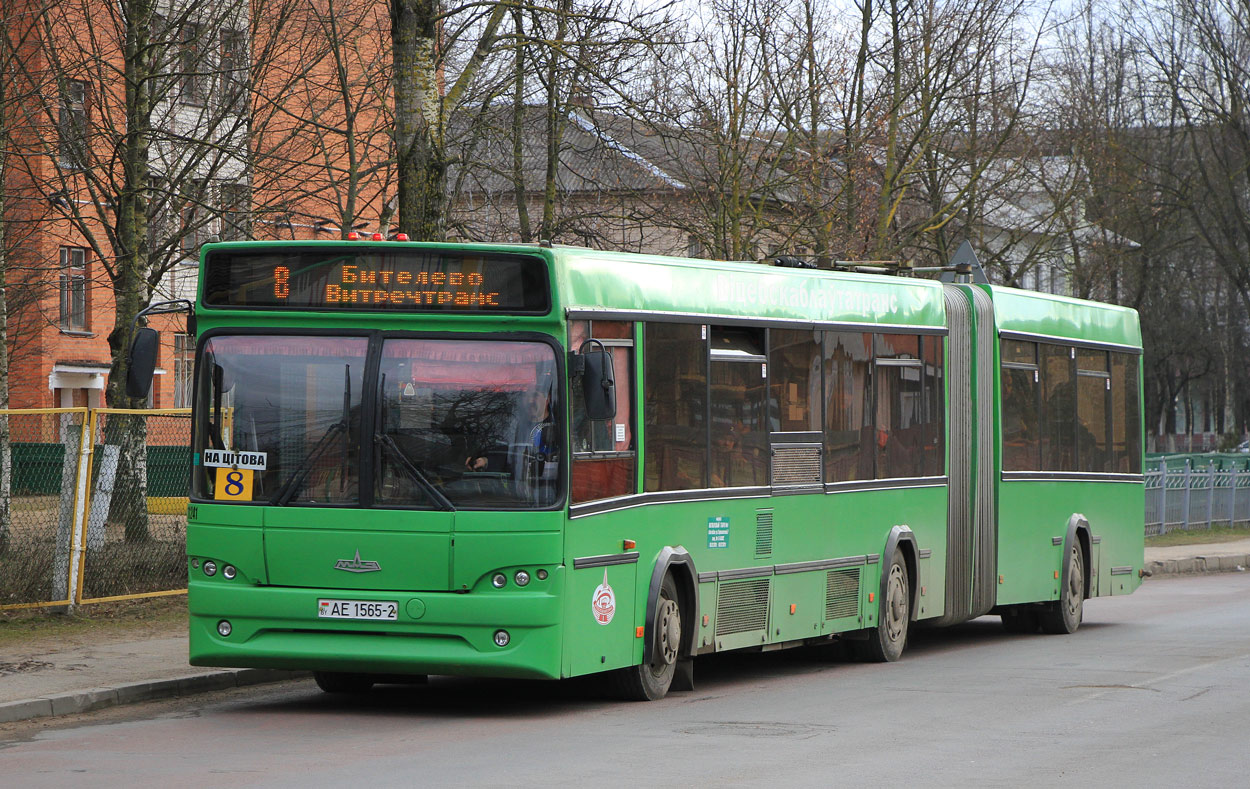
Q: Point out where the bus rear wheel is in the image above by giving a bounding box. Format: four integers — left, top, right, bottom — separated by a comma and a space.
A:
1040, 542, 1084, 634
865, 550, 910, 662
314, 671, 374, 694
614, 574, 682, 701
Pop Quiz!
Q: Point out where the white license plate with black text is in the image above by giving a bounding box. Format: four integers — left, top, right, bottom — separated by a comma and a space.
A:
317, 599, 398, 621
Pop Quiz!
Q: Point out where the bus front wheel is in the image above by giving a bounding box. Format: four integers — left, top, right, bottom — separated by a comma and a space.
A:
614, 574, 682, 701
1040, 542, 1084, 634
865, 550, 910, 662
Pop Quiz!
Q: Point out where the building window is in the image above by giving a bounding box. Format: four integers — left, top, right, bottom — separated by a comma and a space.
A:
59, 247, 88, 331
58, 79, 87, 168
687, 235, 703, 258
219, 29, 247, 112
219, 182, 250, 240
181, 23, 207, 106
174, 334, 195, 407
181, 179, 214, 255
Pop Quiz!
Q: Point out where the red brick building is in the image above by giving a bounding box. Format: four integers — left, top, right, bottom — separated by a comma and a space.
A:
1, 0, 393, 410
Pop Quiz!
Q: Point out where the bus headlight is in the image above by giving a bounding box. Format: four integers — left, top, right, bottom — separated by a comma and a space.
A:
493, 630, 510, 647
491, 573, 507, 589
203, 561, 217, 577
514, 570, 530, 587
217, 620, 232, 637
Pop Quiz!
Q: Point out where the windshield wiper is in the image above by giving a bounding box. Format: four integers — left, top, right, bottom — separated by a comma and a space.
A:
270, 420, 345, 506
375, 432, 456, 512
271, 365, 354, 506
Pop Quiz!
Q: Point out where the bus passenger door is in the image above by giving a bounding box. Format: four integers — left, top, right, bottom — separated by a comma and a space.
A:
565, 320, 640, 677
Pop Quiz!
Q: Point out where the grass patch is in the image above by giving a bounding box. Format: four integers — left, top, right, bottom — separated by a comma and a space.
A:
0, 595, 187, 652
1146, 523, 1250, 547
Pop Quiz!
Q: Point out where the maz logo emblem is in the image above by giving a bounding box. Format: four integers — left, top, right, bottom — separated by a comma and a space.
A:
334, 550, 381, 573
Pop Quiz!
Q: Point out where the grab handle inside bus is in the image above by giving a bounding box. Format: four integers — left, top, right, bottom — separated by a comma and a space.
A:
578, 339, 616, 421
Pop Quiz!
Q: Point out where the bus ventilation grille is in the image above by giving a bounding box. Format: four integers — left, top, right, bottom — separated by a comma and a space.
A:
755, 510, 774, 558
826, 568, 860, 620
716, 578, 770, 636
770, 445, 822, 490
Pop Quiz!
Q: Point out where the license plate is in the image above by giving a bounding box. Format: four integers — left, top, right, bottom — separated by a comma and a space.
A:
317, 599, 399, 621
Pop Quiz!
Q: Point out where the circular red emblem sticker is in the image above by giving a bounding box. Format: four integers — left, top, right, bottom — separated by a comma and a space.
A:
592, 569, 615, 625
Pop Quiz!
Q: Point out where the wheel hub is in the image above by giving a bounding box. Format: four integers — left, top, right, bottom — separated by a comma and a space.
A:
657, 598, 679, 666
885, 566, 907, 641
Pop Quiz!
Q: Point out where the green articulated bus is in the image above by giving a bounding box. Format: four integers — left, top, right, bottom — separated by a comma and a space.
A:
130, 240, 1144, 701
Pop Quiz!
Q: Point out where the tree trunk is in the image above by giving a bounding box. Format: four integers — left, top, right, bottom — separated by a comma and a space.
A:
0, 72, 10, 555
541, 0, 570, 241
104, 0, 156, 542
511, 5, 531, 242
391, 0, 446, 241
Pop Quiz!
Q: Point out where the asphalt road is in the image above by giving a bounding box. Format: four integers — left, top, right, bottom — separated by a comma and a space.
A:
3, 573, 1249, 787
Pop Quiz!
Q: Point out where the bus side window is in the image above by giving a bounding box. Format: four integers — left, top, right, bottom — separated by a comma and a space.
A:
923, 336, 945, 477
1041, 343, 1076, 471
1076, 348, 1111, 473
770, 329, 822, 433
644, 322, 708, 492
570, 320, 636, 504
1110, 353, 1142, 473
874, 333, 925, 479
1001, 339, 1041, 471
824, 331, 873, 483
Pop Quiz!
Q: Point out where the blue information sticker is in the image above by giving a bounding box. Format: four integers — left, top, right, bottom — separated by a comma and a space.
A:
707, 516, 730, 549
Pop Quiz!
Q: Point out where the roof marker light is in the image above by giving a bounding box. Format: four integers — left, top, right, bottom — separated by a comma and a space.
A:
347, 231, 360, 240
371, 232, 383, 241
395, 233, 409, 241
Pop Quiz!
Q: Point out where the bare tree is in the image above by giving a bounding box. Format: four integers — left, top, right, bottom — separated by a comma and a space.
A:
391, 0, 507, 240
10, 0, 258, 540
244, 0, 396, 240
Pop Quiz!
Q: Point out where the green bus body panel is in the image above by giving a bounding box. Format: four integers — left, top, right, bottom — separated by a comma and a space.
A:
185, 241, 1145, 684
995, 480, 1143, 604
988, 285, 1142, 347
556, 250, 947, 327
560, 485, 949, 677
188, 575, 565, 679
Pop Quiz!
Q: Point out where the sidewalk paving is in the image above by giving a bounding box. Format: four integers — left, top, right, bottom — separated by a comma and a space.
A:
3, 539, 1248, 727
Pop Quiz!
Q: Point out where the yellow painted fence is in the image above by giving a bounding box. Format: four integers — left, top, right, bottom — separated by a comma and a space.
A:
0, 408, 192, 610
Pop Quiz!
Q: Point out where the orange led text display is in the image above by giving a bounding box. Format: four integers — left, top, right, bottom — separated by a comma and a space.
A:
273, 264, 502, 307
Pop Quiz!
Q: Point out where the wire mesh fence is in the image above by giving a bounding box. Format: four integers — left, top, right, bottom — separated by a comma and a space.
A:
0, 409, 89, 609
79, 409, 192, 603
1144, 458, 1250, 536
0, 408, 191, 611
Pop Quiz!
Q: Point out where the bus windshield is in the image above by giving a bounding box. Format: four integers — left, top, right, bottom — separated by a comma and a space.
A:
191, 334, 561, 509
375, 339, 559, 508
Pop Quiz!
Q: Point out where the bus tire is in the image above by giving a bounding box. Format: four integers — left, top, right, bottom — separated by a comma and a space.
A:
1040, 541, 1084, 634
614, 574, 682, 701
866, 549, 910, 662
313, 671, 374, 694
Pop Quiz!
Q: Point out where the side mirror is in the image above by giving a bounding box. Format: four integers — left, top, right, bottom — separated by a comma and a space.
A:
125, 327, 159, 400
580, 343, 616, 421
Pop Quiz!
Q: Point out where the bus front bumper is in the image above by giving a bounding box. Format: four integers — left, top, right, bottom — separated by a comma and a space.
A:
188, 580, 564, 680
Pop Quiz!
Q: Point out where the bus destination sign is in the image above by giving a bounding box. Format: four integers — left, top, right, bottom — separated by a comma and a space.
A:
203, 247, 550, 313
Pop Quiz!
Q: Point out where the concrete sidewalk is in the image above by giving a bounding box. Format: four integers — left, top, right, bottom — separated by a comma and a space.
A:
2, 539, 1247, 727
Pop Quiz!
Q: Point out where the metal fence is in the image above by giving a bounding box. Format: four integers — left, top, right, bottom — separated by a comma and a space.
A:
0, 408, 191, 611
1144, 458, 1250, 536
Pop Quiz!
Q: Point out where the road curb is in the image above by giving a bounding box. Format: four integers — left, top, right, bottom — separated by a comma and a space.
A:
0, 668, 308, 725
1145, 553, 1250, 577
